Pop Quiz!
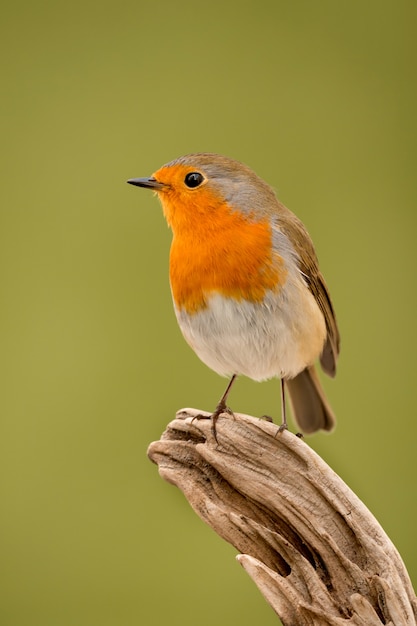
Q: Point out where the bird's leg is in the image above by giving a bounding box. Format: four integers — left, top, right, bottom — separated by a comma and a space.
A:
210, 374, 237, 441
277, 378, 288, 433
191, 374, 237, 443
214, 374, 237, 415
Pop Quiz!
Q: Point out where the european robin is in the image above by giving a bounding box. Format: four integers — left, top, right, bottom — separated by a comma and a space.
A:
127, 153, 340, 436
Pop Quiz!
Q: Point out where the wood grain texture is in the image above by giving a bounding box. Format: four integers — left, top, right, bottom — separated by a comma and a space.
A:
147, 409, 417, 626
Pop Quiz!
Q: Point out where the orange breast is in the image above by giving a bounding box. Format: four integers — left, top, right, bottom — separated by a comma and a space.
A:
166, 197, 287, 314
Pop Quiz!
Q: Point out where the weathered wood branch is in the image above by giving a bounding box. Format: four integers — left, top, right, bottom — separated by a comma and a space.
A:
147, 409, 417, 626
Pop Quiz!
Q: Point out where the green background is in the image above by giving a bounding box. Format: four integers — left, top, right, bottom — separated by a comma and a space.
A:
1, 1, 416, 624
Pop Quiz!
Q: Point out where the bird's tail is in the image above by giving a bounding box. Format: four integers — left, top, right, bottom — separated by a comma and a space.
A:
285, 365, 336, 434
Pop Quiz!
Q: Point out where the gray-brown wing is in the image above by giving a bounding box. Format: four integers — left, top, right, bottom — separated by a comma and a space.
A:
276, 203, 340, 377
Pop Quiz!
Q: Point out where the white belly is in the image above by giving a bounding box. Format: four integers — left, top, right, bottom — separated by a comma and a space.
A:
174, 281, 326, 381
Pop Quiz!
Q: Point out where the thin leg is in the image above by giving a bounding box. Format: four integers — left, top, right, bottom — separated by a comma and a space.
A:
215, 374, 237, 414
211, 374, 237, 441
277, 378, 288, 433
190, 374, 237, 443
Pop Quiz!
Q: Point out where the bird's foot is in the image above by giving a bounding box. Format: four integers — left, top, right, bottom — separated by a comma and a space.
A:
275, 421, 288, 437
191, 401, 233, 443
210, 400, 234, 443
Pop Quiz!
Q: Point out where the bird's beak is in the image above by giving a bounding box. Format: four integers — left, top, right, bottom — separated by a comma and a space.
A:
126, 177, 167, 190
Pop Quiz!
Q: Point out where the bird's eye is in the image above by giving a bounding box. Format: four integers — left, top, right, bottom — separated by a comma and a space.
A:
184, 172, 204, 188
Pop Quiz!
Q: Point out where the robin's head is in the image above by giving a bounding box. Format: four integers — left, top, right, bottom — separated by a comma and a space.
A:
127, 153, 277, 231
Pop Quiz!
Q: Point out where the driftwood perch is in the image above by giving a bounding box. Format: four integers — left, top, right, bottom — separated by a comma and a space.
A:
147, 409, 417, 626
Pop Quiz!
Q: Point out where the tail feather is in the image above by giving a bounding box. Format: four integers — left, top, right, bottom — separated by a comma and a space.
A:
285, 365, 336, 434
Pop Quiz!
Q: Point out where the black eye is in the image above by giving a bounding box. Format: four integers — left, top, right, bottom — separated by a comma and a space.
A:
184, 172, 204, 188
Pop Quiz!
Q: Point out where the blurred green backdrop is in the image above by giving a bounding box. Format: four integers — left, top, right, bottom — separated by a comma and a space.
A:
1, 0, 416, 624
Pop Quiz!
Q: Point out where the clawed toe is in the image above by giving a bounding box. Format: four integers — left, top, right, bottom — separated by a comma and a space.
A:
190, 404, 233, 444
211, 403, 234, 443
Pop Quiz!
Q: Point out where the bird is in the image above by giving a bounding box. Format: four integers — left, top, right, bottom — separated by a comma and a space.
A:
127, 153, 340, 437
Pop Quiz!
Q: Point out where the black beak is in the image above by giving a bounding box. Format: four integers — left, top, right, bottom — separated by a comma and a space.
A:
126, 177, 166, 190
